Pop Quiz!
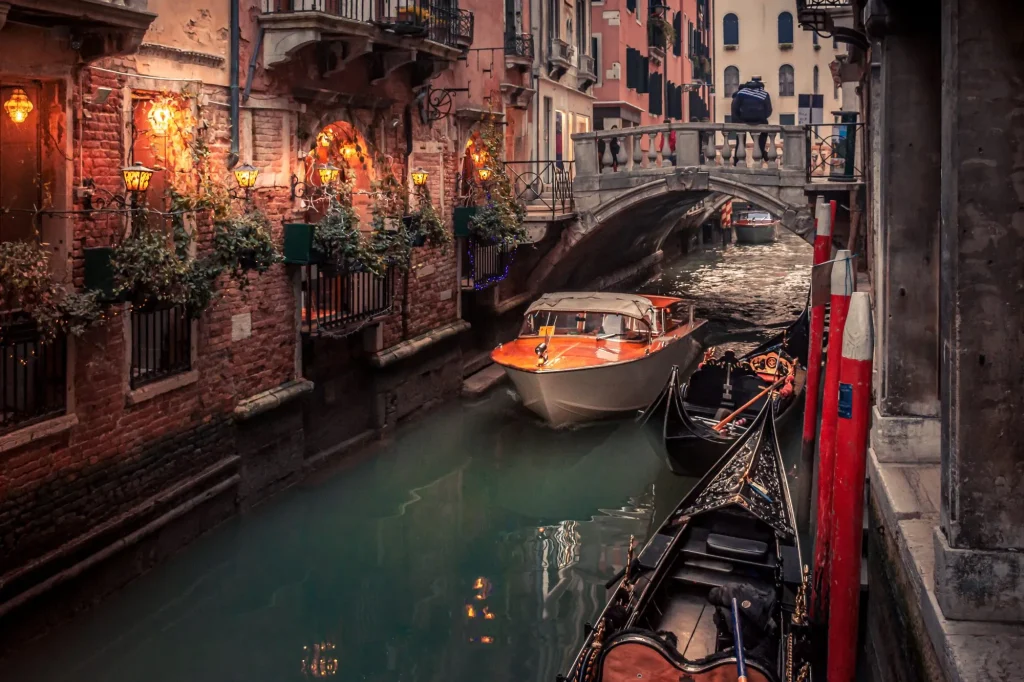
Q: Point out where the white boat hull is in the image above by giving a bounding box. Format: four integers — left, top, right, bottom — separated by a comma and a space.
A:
501, 333, 705, 426
734, 223, 778, 244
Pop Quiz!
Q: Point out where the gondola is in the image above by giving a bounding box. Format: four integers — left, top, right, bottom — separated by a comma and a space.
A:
639, 310, 808, 477
564, 400, 814, 682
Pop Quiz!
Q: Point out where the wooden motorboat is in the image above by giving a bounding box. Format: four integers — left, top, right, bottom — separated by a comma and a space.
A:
639, 313, 807, 477
492, 292, 708, 426
564, 400, 814, 682
733, 211, 779, 244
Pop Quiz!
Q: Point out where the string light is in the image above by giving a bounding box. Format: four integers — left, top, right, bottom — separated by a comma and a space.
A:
467, 241, 515, 290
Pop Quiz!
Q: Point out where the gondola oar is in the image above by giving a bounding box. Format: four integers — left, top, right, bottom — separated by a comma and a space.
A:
731, 597, 748, 682
711, 376, 788, 432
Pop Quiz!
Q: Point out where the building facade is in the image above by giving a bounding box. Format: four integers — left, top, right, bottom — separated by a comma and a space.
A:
714, 0, 844, 126
591, 0, 714, 130
0, 0, 556, 639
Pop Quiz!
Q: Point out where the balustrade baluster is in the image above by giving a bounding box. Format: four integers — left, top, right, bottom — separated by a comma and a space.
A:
648, 133, 658, 166
722, 131, 732, 163
705, 130, 717, 165
615, 137, 628, 170
601, 140, 613, 171
766, 131, 778, 164
752, 129, 764, 166
661, 129, 673, 167
735, 131, 747, 166
633, 133, 644, 168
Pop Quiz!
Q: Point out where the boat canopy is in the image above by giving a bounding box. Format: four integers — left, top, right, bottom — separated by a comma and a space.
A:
526, 292, 656, 320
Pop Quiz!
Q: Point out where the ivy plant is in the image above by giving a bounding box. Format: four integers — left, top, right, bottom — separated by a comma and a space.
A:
468, 117, 528, 248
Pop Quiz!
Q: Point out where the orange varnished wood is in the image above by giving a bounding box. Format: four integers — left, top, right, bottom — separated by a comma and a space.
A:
600, 642, 772, 682
491, 324, 699, 373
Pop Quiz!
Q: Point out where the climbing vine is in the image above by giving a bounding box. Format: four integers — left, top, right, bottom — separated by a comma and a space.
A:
468, 116, 528, 248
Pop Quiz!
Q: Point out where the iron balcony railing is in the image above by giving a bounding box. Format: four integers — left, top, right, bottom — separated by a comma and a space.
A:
504, 32, 534, 60
502, 160, 575, 219
796, 0, 852, 8
807, 120, 865, 183
463, 241, 513, 291
0, 312, 66, 434
302, 265, 394, 335
130, 302, 192, 389
261, 0, 470, 50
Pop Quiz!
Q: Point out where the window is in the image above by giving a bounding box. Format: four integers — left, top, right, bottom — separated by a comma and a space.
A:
547, 0, 558, 41
1, 83, 42, 243
833, 35, 838, 49
130, 303, 192, 388
649, 72, 662, 116
724, 66, 740, 97
777, 12, 793, 45
723, 13, 738, 46
813, 65, 819, 94
626, 47, 638, 89
779, 64, 795, 96
779, 114, 795, 125
627, 0, 636, 13
593, 35, 601, 84
673, 12, 682, 56
576, 0, 587, 58
834, 78, 840, 100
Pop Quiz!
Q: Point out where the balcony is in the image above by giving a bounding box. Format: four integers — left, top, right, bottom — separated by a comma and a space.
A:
0, 0, 156, 59
577, 53, 597, 92
0, 313, 67, 436
259, 0, 471, 69
301, 265, 395, 336
795, 0, 860, 45
504, 32, 534, 69
548, 38, 573, 80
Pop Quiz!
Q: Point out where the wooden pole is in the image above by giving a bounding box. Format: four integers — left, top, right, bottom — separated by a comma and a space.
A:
712, 376, 788, 432
826, 292, 873, 682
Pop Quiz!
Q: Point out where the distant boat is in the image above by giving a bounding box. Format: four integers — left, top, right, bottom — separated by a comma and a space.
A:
492, 292, 708, 426
733, 210, 778, 244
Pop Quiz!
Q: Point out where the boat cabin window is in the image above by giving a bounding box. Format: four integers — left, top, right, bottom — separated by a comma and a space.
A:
519, 311, 651, 341
664, 301, 696, 331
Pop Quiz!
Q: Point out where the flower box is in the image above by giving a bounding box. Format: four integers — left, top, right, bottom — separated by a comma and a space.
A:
453, 206, 480, 238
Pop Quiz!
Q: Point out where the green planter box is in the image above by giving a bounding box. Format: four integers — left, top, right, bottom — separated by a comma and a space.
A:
283, 223, 316, 264
453, 206, 480, 238
83, 246, 119, 301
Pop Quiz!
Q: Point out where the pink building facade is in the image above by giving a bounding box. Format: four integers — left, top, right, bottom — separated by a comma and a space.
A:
591, 0, 713, 130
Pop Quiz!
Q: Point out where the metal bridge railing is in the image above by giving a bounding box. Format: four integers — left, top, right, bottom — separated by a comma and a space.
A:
503, 160, 575, 219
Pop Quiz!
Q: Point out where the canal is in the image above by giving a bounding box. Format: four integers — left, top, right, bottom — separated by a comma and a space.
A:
4, 232, 812, 682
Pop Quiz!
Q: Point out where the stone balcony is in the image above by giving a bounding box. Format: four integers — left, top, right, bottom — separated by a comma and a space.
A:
577, 53, 597, 92
0, 0, 157, 58
547, 38, 573, 80
259, 0, 470, 69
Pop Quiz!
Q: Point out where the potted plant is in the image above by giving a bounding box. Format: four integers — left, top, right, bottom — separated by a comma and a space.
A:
213, 208, 282, 289
465, 117, 529, 249
405, 184, 450, 248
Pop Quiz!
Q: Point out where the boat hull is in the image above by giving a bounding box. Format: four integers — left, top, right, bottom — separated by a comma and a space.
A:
734, 223, 778, 244
504, 332, 705, 426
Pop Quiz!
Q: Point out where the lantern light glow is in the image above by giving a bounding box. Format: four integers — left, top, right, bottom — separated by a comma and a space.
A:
146, 99, 175, 136
318, 163, 342, 186
411, 168, 429, 187
477, 167, 493, 182
233, 163, 260, 190
121, 164, 155, 194
4, 88, 33, 124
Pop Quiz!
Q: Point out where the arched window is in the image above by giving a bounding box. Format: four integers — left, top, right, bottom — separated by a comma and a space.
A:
724, 66, 740, 97
813, 65, 819, 94
779, 64, 795, 96
777, 12, 793, 44
723, 13, 738, 46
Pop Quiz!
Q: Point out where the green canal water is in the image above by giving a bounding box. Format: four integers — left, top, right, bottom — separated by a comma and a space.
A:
5, 234, 813, 682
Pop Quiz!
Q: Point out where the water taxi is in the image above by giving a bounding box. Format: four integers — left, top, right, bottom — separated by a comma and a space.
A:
492, 292, 708, 426
734, 210, 778, 244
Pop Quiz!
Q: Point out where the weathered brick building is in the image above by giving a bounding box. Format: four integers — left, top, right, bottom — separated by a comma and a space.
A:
0, 0, 546, 640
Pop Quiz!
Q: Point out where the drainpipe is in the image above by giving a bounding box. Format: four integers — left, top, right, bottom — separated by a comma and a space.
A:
243, 26, 265, 103
532, 0, 541, 163
228, 0, 240, 168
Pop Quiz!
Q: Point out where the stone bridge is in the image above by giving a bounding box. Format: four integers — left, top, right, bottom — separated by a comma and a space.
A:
529, 122, 816, 290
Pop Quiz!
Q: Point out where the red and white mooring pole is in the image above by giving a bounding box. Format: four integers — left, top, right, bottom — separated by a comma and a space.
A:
812, 249, 854, 619
826, 291, 874, 682
798, 197, 832, 524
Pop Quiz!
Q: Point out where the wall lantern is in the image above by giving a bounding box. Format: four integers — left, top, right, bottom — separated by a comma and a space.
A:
122, 163, 155, 194
317, 130, 334, 148
233, 163, 260, 191
318, 163, 342, 186
4, 88, 33, 124
477, 166, 493, 182
147, 99, 175, 136
411, 168, 429, 187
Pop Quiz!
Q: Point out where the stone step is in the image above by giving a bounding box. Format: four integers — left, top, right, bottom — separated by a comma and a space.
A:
462, 363, 507, 399
462, 349, 493, 378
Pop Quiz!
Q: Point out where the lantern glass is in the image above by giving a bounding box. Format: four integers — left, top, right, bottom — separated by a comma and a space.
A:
318, 164, 342, 186
411, 168, 429, 187
147, 99, 175, 136
233, 163, 260, 190
122, 164, 155, 194
477, 167, 493, 182
4, 88, 33, 124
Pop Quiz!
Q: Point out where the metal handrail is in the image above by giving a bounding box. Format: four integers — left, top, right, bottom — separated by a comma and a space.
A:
0, 312, 67, 434
504, 32, 534, 60
302, 265, 394, 335
502, 160, 575, 219
806, 120, 865, 183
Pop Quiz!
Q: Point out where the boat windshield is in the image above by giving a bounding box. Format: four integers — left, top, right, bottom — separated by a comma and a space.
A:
519, 311, 651, 341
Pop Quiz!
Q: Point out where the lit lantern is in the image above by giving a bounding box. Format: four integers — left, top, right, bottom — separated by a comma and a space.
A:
411, 167, 429, 187
317, 129, 334, 148
477, 166, 493, 182
4, 88, 33, 124
122, 164, 155, 194
147, 98, 175, 135
233, 163, 260, 190
318, 163, 342, 186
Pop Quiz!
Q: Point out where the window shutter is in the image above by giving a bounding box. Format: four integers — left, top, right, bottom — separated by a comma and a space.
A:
626, 47, 635, 89
626, 0, 636, 12
673, 13, 682, 56
640, 56, 650, 93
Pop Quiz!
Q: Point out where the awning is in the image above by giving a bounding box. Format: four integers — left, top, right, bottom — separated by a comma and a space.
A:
526, 292, 656, 319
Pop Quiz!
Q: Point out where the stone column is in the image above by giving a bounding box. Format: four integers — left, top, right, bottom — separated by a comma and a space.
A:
935, 0, 1024, 621
869, 16, 942, 465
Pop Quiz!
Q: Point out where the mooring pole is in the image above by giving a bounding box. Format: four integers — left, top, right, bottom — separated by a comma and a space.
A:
811, 248, 854, 619
798, 197, 832, 530
826, 292, 873, 682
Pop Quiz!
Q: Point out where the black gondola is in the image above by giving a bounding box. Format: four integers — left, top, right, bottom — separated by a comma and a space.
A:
564, 400, 814, 682
640, 311, 807, 477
